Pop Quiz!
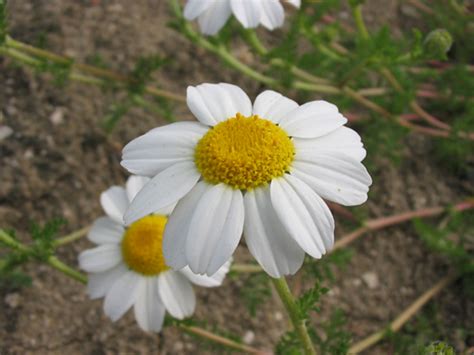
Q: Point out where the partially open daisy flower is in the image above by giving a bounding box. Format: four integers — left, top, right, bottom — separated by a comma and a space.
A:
78, 176, 230, 332
184, 0, 301, 35
122, 83, 372, 278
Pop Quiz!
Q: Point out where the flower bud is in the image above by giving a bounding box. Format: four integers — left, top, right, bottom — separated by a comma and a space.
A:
423, 29, 453, 59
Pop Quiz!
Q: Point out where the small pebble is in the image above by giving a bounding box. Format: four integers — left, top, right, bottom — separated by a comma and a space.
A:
173, 342, 184, 352
5, 293, 21, 308
362, 272, 379, 289
0, 126, 13, 142
243, 330, 255, 344
49, 107, 64, 125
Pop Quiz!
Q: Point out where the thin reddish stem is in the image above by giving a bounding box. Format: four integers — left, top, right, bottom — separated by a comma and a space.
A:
327, 202, 357, 222
333, 200, 474, 251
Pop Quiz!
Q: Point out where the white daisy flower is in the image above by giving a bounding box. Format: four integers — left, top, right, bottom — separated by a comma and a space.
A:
78, 176, 230, 332
184, 0, 301, 35
121, 83, 372, 278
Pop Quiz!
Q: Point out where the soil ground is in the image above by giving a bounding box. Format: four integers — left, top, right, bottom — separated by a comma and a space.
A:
0, 1, 473, 354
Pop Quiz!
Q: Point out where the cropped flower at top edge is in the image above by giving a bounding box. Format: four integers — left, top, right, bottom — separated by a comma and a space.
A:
78, 176, 231, 333
121, 83, 372, 278
184, 0, 301, 35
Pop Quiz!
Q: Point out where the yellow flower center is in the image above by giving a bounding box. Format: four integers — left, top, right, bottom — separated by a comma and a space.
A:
121, 215, 169, 276
195, 113, 295, 190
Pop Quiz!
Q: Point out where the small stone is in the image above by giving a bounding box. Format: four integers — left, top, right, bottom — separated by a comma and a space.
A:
274, 311, 284, 321
0, 126, 13, 142
243, 330, 255, 344
362, 272, 379, 289
173, 342, 184, 352
49, 107, 64, 125
352, 278, 362, 287
327, 287, 340, 296
24, 149, 34, 159
5, 293, 21, 308
400, 4, 419, 18
5, 105, 17, 116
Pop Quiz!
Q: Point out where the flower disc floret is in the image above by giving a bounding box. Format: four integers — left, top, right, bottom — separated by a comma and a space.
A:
194, 113, 295, 190
121, 215, 169, 275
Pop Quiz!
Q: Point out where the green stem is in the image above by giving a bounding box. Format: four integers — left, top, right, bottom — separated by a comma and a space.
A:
179, 324, 267, 354
2, 37, 185, 103
231, 263, 262, 273
53, 226, 90, 247
448, 0, 466, 16
47, 256, 87, 284
351, 4, 369, 40
0, 229, 87, 283
169, 0, 278, 86
0, 229, 29, 252
244, 29, 332, 85
242, 29, 268, 56
272, 277, 317, 355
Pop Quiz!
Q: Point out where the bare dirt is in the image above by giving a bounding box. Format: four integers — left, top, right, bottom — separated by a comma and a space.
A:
1, 1, 473, 354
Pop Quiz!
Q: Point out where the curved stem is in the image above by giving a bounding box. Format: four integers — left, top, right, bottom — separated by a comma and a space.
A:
0, 229, 87, 283
0, 229, 29, 252
379, 68, 451, 131
272, 277, 317, 355
47, 255, 88, 284
179, 324, 269, 354
231, 263, 262, 273
333, 199, 474, 251
53, 226, 90, 247
3, 37, 185, 103
351, 4, 369, 40
349, 272, 458, 354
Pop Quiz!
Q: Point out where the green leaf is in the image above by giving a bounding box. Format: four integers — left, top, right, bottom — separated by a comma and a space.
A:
30, 219, 65, 261
296, 282, 328, 319
422, 341, 456, 355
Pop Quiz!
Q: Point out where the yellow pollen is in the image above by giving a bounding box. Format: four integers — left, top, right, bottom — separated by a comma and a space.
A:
195, 113, 295, 190
121, 215, 169, 276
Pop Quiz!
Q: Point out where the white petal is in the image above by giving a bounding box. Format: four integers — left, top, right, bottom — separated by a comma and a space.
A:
292, 153, 372, 206
197, 1, 232, 35
184, 0, 213, 20
186, 83, 252, 126
260, 0, 285, 30
78, 244, 122, 273
279, 100, 347, 138
179, 259, 231, 287
87, 263, 127, 300
163, 182, 211, 271
270, 175, 334, 257
286, 0, 301, 8
252, 90, 298, 124
126, 175, 177, 215
230, 0, 262, 28
121, 121, 206, 177
88, 216, 124, 245
100, 186, 128, 224
125, 175, 150, 202
244, 187, 305, 278
293, 126, 366, 162
185, 184, 244, 275
103, 271, 140, 321
124, 161, 200, 225
158, 271, 196, 319
134, 278, 166, 332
